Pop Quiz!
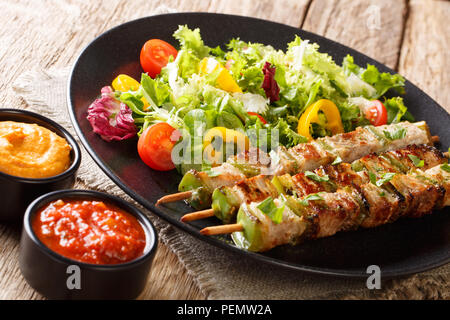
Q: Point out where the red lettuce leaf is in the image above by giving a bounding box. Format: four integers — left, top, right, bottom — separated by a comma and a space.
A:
261, 62, 280, 103
87, 86, 137, 142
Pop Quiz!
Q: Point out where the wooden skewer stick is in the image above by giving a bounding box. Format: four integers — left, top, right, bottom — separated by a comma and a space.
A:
181, 209, 215, 222
200, 224, 243, 236
156, 191, 192, 206
431, 135, 439, 143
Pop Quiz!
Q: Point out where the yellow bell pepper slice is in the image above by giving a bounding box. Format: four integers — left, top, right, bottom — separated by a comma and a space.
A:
112, 74, 149, 110
199, 58, 242, 93
112, 74, 140, 91
203, 127, 249, 164
297, 99, 344, 141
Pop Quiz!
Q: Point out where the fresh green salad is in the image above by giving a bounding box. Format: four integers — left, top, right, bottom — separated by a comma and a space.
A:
87, 25, 412, 173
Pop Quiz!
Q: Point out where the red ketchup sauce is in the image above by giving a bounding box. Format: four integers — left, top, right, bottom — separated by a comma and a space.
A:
32, 199, 146, 265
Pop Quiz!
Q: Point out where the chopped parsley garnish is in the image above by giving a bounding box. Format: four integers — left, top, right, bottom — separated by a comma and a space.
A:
369, 172, 396, 187
257, 197, 284, 224
299, 193, 325, 206
383, 127, 407, 141
305, 171, 330, 182
441, 163, 450, 173
369, 171, 377, 185
408, 154, 424, 168
332, 155, 343, 165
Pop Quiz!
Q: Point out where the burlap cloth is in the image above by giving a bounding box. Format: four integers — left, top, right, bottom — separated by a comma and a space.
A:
11, 67, 449, 299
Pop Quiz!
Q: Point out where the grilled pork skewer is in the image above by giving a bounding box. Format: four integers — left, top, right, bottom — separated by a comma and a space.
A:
182, 144, 447, 223
157, 121, 434, 209
200, 163, 450, 252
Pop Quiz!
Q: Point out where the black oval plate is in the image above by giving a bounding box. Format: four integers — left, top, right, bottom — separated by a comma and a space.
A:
67, 13, 450, 278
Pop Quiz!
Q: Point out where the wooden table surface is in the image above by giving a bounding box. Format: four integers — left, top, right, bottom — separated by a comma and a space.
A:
0, 0, 448, 300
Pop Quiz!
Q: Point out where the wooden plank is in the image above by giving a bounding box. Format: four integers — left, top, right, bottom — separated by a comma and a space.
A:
398, 0, 450, 112
302, 0, 407, 69
0, 0, 311, 300
205, 0, 311, 27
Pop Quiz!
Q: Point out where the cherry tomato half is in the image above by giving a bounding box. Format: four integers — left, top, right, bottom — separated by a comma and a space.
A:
138, 123, 180, 171
365, 100, 388, 126
140, 39, 178, 78
247, 112, 268, 124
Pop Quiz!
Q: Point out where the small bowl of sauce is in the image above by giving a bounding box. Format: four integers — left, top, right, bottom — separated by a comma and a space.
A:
0, 109, 81, 221
33, 199, 147, 265
0, 121, 72, 179
19, 190, 157, 300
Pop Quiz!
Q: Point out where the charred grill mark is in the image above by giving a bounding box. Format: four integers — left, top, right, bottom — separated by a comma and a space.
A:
348, 187, 368, 226
393, 186, 408, 219
364, 155, 398, 173
335, 130, 358, 142
236, 179, 263, 203
419, 145, 447, 167
359, 184, 398, 228
387, 174, 443, 219
328, 163, 365, 186
292, 174, 325, 197
336, 193, 361, 232
390, 144, 446, 170
312, 167, 338, 191
235, 176, 279, 204
338, 171, 358, 186
321, 163, 340, 180
348, 128, 371, 146
301, 192, 361, 238
434, 185, 447, 209
360, 189, 371, 214
304, 212, 320, 239
383, 185, 405, 222
408, 184, 441, 218
292, 143, 321, 161
237, 181, 251, 196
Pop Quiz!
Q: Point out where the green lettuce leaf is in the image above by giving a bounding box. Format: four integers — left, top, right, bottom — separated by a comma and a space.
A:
342, 55, 405, 98
173, 25, 210, 58
384, 96, 414, 123
183, 108, 217, 136
272, 118, 308, 148
140, 73, 171, 108
237, 66, 264, 94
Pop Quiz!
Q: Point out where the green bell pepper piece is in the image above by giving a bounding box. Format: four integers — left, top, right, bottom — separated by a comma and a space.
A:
178, 170, 211, 209
211, 188, 238, 224
231, 203, 264, 252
